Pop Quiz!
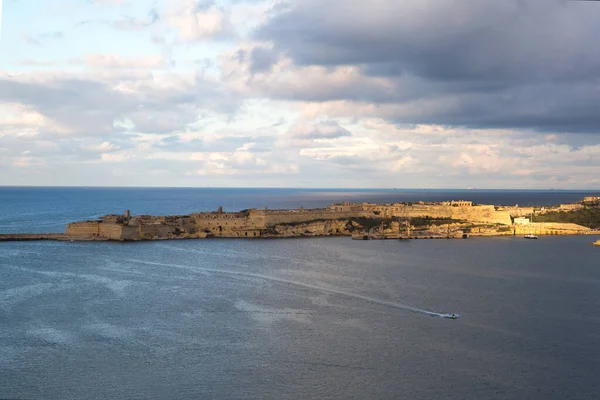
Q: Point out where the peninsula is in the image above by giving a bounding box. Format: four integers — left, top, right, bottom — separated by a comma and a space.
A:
1, 197, 599, 242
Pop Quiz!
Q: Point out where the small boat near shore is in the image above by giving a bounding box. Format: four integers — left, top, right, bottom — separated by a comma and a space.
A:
524, 233, 538, 239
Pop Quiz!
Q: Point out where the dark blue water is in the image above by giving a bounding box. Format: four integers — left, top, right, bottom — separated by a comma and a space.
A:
1, 187, 599, 234
1, 188, 600, 399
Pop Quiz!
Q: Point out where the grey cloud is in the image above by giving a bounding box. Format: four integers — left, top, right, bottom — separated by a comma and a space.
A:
256, 0, 600, 81
126, 108, 199, 134
0, 72, 240, 138
0, 77, 122, 135
153, 135, 273, 153
305, 121, 351, 140
249, 46, 279, 74
194, 0, 219, 11
252, 0, 600, 133
202, 136, 272, 152
155, 135, 203, 151
0, 131, 136, 165
289, 121, 352, 141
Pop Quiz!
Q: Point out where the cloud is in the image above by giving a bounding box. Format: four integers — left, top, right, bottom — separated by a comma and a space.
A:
166, 0, 234, 41
0, 69, 238, 139
282, 120, 352, 147
0, 103, 70, 137
113, 7, 160, 30
188, 146, 299, 176
246, 0, 600, 133
221, 46, 394, 102
84, 141, 120, 153
21, 31, 65, 46
248, 45, 279, 74
3, 0, 600, 187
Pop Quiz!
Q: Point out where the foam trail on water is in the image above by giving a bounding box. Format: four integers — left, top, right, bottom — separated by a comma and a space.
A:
436, 313, 461, 319
126, 258, 456, 318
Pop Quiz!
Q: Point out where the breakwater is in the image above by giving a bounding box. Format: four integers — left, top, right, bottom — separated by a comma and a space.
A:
0, 233, 70, 242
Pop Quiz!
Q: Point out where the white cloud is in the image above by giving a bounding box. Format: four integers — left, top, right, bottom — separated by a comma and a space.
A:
166, 0, 234, 41
0, 68, 235, 139
84, 141, 120, 152
100, 151, 135, 162
0, 103, 70, 137
2, 0, 600, 188
10, 155, 47, 168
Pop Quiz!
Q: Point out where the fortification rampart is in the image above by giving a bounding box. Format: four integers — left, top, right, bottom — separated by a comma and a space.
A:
499, 206, 534, 217
514, 223, 591, 235
52, 197, 596, 242
98, 223, 124, 240
138, 224, 177, 239
356, 204, 512, 225
450, 206, 512, 225
194, 217, 251, 230
191, 212, 246, 220
263, 209, 373, 225
66, 221, 100, 236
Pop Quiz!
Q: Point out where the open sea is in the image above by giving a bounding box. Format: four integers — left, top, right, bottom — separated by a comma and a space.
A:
1, 187, 599, 399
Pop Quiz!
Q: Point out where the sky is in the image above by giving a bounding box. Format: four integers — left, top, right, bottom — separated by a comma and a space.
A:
0, 0, 599, 189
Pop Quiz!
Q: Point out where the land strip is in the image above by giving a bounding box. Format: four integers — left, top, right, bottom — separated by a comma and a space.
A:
1, 197, 599, 242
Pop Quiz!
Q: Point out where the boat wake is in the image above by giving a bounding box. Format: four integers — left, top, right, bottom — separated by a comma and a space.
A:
125, 258, 459, 319
435, 313, 461, 319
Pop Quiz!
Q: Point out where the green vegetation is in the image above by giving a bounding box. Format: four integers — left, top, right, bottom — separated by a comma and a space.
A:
534, 209, 600, 229
283, 218, 328, 227
408, 217, 464, 227
345, 217, 395, 231
273, 216, 470, 232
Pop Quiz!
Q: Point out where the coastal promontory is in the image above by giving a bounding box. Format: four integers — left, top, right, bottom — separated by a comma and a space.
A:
37, 198, 600, 241
2, 197, 599, 242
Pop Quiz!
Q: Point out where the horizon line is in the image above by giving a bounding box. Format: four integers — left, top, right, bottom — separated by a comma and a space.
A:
0, 185, 599, 191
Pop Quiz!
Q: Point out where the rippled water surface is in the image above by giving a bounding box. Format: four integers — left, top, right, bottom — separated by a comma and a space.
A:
1, 188, 600, 399
1, 236, 599, 399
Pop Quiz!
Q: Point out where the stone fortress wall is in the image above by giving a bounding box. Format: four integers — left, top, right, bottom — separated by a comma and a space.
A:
66, 221, 100, 237
262, 209, 373, 226
513, 223, 591, 235
64, 198, 595, 241
329, 201, 513, 226
66, 220, 141, 240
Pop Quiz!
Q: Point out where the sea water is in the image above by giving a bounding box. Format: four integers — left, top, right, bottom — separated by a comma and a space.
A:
0, 188, 599, 399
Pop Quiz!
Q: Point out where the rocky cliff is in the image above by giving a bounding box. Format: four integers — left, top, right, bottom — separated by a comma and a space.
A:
265, 219, 363, 237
